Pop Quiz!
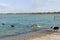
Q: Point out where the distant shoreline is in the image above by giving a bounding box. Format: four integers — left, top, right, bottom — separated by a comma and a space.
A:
0, 12, 60, 16
0, 12, 60, 15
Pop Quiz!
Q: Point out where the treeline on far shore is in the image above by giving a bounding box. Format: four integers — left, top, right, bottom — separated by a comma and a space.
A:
0, 12, 60, 15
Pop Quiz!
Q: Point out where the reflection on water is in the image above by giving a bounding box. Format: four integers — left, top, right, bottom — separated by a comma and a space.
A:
0, 15, 60, 37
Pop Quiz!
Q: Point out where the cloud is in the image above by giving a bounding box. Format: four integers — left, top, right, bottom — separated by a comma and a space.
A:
26, 0, 48, 12
0, 0, 59, 13
0, 3, 13, 8
0, 3, 9, 7
0, 3, 25, 13
0, 3, 17, 13
26, 0, 60, 12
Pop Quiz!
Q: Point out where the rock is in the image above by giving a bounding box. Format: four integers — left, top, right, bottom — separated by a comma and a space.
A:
2, 23, 5, 25
10, 25, 15, 27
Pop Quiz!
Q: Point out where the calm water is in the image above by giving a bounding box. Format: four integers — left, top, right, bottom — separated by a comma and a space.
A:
0, 14, 60, 37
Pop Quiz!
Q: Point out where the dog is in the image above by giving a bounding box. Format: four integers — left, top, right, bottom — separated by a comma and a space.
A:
51, 26, 59, 31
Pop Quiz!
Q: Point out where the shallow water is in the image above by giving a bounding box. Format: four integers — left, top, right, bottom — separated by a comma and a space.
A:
0, 14, 60, 37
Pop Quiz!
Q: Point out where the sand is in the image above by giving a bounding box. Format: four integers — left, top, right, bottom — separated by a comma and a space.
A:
5, 31, 56, 40
0, 29, 60, 40
30, 32, 60, 40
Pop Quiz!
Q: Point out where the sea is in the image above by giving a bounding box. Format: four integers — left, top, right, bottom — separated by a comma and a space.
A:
0, 14, 60, 37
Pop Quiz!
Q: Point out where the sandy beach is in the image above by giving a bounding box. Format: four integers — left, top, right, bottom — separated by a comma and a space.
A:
30, 31, 60, 40
1, 30, 58, 40
0, 29, 60, 40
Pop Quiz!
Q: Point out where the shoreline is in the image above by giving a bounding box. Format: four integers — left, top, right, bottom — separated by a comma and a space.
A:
0, 29, 50, 39
5, 30, 55, 40
0, 29, 60, 40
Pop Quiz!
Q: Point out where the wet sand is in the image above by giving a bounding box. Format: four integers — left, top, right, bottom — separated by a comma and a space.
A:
30, 31, 60, 40
4, 30, 55, 40
1, 29, 60, 40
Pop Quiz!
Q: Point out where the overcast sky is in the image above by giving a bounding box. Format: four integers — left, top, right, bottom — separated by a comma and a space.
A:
0, 0, 60, 13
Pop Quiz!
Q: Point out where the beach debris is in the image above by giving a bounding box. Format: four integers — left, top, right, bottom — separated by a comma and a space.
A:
51, 26, 59, 31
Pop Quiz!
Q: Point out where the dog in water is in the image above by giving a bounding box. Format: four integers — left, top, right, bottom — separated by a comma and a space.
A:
51, 26, 59, 31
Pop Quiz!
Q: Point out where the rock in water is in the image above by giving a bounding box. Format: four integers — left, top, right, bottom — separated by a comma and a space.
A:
2, 23, 5, 25
10, 25, 15, 27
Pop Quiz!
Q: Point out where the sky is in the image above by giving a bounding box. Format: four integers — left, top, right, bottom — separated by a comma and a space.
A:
0, 0, 60, 13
